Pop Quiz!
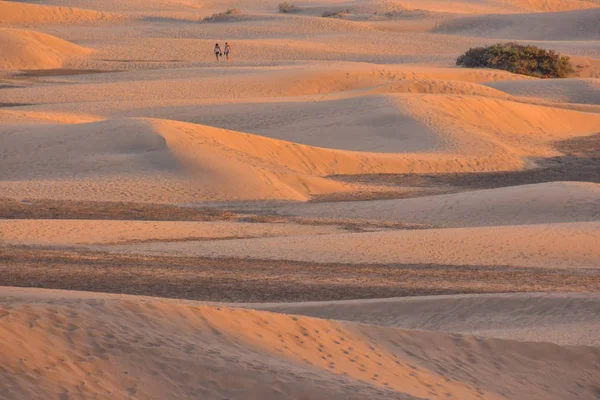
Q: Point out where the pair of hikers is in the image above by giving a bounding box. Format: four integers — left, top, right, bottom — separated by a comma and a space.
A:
214, 42, 232, 61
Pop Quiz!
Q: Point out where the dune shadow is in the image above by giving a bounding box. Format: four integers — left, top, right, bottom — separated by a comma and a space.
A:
330, 134, 600, 190
16, 69, 124, 78
137, 16, 199, 24
0, 103, 34, 108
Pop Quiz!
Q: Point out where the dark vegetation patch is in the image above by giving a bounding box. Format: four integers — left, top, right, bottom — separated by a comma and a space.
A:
457, 42, 574, 78
202, 8, 241, 22
1, 247, 597, 302
0, 197, 424, 230
322, 9, 352, 18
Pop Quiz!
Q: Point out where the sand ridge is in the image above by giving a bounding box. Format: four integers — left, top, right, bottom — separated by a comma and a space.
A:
0, 27, 91, 70
434, 9, 600, 40
1, 288, 599, 400
278, 182, 600, 227
249, 292, 600, 346
0, 219, 344, 245
104, 220, 600, 269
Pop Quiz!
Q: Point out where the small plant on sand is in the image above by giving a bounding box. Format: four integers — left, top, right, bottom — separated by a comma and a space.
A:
202, 8, 241, 22
278, 2, 299, 13
456, 42, 573, 78
322, 9, 351, 18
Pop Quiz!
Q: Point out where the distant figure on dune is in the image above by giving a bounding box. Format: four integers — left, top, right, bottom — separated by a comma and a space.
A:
214, 43, 222, 61
224, 42, 232, 61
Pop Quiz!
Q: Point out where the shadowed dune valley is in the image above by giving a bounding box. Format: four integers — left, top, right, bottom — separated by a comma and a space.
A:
1, 0, 600, 399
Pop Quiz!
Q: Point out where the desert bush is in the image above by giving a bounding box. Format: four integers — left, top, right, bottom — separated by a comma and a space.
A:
202, 8, 241, 22
278, 2, 299, 13
456, 42, 573, 78
322, 9, 351, 18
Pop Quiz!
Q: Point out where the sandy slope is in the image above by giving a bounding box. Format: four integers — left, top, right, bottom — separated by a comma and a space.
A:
106, 221, 600, 268
1, 287, 599, 400
487, 78, 600, 105
0, 27, 91, 70
0, 117, 351, 202
252, 292, 600, 346
0, 64, 532, 105
0, 1, 119, 25
397, 0, 600, 12
0, 219, 342, 245
279, 182, 600, 227
434, 9, 600, 40
1, 97, 599, 202
0, 1, 599, 398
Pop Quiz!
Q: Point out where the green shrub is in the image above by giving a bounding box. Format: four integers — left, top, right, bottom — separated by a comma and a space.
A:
456, 43, 574, 78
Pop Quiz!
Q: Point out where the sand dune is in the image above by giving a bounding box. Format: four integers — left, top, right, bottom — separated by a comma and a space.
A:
434, 9, 600, 40
0, 27, 91, 70
570, 56, 600, 79
1, 288, 599, 400
10, 0, 206, 13
2, 91, 599, 201
0, 64, 531, 106
280, 182, 600, 227
487, 78, 600, 105
348, 0, 600, 14
107, 220, 600, 269
252, 292, 600, 346
0, 1, 119, 25
0, 219, 343, 245
1, 0, 599, 398
508, 0, 600, 12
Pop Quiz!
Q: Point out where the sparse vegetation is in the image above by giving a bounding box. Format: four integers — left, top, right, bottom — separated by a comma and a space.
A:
278, 2, 299, 13
322, 9, 351, 18
456, 42, 574, 78
202, 8, 241, 22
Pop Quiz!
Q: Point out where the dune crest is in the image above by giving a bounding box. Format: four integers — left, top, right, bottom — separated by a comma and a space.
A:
1, 290, 599, 400
0, 28, 91, 70
1, 104, 599, 202
0, 1, 119, 25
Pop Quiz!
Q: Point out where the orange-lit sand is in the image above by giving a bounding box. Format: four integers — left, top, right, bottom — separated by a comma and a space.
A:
1, 287, 599, 400
0, 0, 599, 398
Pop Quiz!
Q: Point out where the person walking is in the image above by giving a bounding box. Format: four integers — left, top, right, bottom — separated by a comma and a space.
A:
214, 43, 221, 61
224, 42, 232, 61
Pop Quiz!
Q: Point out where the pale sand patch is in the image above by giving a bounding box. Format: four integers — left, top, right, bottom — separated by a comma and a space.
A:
105, 221, 600, 269
0, 28, 91, 70
434, 9, 600, 40
249, 292, 600, 346
0, 287, 599, 400
0, 219, 343, 245
279, 182, 600, 227
487, 78, 600, 105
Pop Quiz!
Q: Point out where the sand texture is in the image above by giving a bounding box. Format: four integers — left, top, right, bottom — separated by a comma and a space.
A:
1, 288, 600, 400
1, 0, 599, 398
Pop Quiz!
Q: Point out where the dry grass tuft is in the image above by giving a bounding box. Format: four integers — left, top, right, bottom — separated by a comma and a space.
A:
278, 2, 299, 13
322, 9, 351, 18
202, 8, 241, 22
